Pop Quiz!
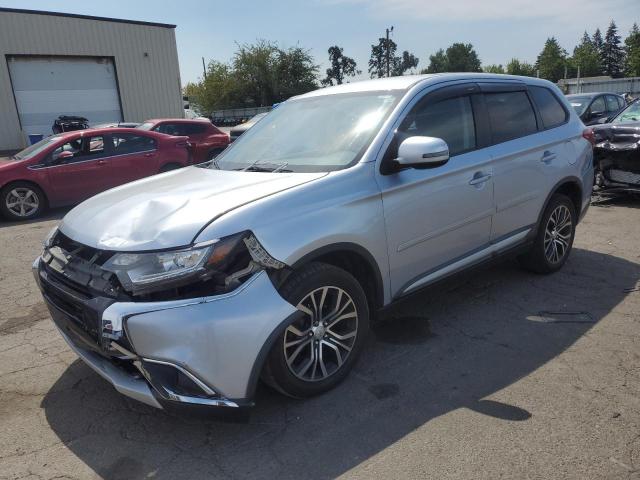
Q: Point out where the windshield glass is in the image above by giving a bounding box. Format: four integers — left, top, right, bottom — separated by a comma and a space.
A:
207, 91, 400, 173
612, 101, 640, 124
13, 136, 61, 161
567, 96, 591, 116
137, 122, 154, 131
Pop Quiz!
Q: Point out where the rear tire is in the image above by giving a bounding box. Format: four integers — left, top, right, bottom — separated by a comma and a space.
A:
0, 182, 46, 221
518, 194, 576, 274
263, 262, 369, 398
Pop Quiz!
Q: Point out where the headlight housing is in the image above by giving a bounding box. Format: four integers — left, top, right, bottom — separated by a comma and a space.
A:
102, 232, 283, 296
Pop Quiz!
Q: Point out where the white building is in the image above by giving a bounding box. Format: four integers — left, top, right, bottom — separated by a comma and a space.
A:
0, 8, 183, 151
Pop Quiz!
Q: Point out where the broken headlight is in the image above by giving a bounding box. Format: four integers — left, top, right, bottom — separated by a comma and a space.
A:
102, 232, 283, 296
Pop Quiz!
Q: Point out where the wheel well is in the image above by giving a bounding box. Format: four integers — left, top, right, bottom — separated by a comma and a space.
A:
303, 248, 383, 312
554, 181, 582, 216
159, 162, 182, 172
1, 180, 48, 206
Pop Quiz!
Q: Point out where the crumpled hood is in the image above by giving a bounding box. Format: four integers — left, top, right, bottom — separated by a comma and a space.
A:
60, 166, 326, 251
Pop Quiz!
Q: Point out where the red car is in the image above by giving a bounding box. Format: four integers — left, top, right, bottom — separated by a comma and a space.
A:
137, 119, 229, 162
0, 128, 190, 221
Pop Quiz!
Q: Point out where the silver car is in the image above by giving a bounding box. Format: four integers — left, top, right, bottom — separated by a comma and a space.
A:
34, 74, 594, 409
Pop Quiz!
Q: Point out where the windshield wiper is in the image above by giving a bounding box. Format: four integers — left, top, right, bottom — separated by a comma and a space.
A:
240, 160, 291, 173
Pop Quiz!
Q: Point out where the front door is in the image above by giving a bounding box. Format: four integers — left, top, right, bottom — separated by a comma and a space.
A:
46, 134, 112, 204
376, 84, 494, 298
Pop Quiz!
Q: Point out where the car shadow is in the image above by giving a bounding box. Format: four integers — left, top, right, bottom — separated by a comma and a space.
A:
41, 247, 638, 479
0, 207, 69, 227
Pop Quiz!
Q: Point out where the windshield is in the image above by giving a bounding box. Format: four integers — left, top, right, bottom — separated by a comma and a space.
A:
207, 91, 400, 173
13, 135, 61, 161
612, 101, 640, 124
567, 96, 591, 116
137, 122, 154, 131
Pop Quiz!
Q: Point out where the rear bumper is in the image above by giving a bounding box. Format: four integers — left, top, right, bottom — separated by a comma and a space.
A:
34, 258, 297, 409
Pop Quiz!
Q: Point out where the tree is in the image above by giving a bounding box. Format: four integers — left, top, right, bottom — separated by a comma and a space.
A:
483, 64, 505, 74
321, 46, 360, 86
535, 37, 568, 82
183, 41, 318, 113
420, 43, 481, 73
506, 58, 536, 76
571, 31, 602, 77
422, 49, 448, 73
368, 37, 419, 78
445, 43, 482, 72
602, 20, 625, 78
625, 23, 640, 76
592, 28, 604, 58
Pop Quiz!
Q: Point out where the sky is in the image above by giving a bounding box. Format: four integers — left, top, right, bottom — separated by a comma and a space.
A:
1, 0, 639, 85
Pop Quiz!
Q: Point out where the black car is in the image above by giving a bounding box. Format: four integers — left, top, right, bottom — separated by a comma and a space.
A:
592, 99, 640, 193
566, 92, 626, 125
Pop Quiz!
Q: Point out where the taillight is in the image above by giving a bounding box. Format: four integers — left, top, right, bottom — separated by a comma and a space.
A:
582, 128, 596, 146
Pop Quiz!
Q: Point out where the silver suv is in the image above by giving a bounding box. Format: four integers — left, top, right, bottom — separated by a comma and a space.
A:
34, 74, 593, 409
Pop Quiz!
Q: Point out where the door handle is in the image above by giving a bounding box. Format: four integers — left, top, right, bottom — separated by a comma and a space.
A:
541, 151, 556, 164
96, 159, 107, 165
469, 172, 492, 185
144, 153, 155, 157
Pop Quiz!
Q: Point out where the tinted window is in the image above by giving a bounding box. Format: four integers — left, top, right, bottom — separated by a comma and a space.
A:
154, 123, 205, 136
52, 135, 104, 162
591, 96, 606, 114
529, 86, 567, 129
398, 96, 476, 156
112, 134, 156, 154
485, 91, 537, 143
606, 95, 620, 113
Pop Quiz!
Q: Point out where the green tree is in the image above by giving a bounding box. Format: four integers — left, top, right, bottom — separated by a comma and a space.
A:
422, 49, 448, 73
445, 43, 482, 72
321, 46, 360, 86
571, 31, 602, 77
602, 20, 625, 77
625, 23, 640, 76
483, 64, 505, 73
368, 37, 419, 78
506, 58, 536, 76
421, 43, 481, 73
183, 41, 318, 113
535, 37, 568, 82
592, 28, 604, 61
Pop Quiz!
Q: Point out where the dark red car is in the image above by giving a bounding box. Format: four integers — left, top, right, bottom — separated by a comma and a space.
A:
137, 119, 229, 162
0, 128, 190, 221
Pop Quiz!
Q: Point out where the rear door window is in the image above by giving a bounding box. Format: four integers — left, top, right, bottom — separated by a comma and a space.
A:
112, 133, 157, 155
529, 86, 567, 129
397, 95, 476, 156
484, 91, 538, 143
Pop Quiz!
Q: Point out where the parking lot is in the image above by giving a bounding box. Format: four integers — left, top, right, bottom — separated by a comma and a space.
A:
0, 198, 639, 480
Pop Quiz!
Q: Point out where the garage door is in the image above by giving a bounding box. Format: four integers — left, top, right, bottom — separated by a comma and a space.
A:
7, 56, 123, 137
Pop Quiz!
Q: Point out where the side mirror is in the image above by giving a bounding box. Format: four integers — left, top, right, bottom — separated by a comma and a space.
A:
396, 136, 449, 168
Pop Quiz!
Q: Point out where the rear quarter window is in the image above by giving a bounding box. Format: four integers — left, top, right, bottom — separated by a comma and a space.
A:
485, 91, 538, 144
529, 86, 568, 129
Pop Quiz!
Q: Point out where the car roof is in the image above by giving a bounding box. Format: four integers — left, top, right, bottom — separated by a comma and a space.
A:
566, 92, 621, 98
55, 127, 166, 138
295, 73, 560, 99
143, 118, 211, 124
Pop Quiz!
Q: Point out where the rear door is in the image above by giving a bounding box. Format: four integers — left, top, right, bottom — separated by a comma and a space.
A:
484, 83, 570, 241
46, 134, 112, 204
102, 132, 160, 185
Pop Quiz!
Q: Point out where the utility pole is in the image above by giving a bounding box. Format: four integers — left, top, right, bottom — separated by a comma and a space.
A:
385, 26, 394, 77
202, 57, 207, 80
576, 65, 581, 93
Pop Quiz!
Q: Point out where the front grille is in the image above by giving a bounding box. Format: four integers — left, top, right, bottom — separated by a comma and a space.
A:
55, 232, 113, 265
608, 169, 640, 185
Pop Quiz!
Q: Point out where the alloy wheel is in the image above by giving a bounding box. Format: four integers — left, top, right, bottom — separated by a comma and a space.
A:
544, 204, 572, 264
283, 286, 358, 382
5, 188, 39, 217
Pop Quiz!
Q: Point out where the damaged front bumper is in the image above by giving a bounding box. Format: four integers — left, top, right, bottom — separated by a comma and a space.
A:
593, 123, 640, 193
34, 257, 297, 409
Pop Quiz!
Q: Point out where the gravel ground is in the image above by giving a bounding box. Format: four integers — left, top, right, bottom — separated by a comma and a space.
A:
0, 198, 639, 480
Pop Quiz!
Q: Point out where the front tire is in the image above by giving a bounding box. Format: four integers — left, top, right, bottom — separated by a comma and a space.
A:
263, 262, 369, 398
519, 194, 576, 274
0, 182, 46, 221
